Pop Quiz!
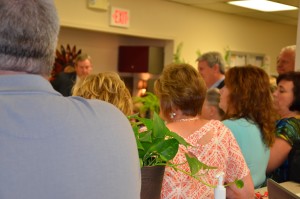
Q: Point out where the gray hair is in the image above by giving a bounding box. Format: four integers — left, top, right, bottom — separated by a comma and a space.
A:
0, 0, 60, 75
197, 51, 225, 74
206, 88, 221, 107
206, 88, 225, 117
75, 54, 92, 65
279, 45, 296, 56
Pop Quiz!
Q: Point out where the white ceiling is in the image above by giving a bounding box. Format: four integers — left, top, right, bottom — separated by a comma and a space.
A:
165, 0, 299, 26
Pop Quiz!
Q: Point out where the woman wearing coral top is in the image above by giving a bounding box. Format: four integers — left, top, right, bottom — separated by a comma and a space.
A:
155, 63, 254, 199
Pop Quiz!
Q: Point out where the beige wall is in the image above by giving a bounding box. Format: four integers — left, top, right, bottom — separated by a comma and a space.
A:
57, 27, 171, 74
54, 0, 297, 75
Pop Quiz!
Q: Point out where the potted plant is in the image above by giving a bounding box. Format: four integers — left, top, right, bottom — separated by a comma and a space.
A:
129, 112, 217, 199
130, 92, 244, 199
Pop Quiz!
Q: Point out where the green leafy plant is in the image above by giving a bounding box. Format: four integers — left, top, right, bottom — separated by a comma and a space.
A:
129, 112, 244, 188
129, 112, 219, 187
173, 42, 187, 64
133, 92, 160, 119
130, 92, 244, 188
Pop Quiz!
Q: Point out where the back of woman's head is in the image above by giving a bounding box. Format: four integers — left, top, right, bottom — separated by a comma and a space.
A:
277, 71, 300, 112
225, 65, 271, 117
154, 63, 207, 120
224, 65, 276, 146
73, 72, 133, 115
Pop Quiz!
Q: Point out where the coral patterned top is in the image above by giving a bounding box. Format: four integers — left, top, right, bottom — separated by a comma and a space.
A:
161, 120, 250, 199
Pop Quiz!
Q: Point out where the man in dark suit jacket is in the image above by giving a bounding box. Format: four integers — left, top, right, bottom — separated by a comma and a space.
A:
197, 51, 225, 89
216, 79, 225, 89
51, 69, 77, 96
51, 54, 93, 96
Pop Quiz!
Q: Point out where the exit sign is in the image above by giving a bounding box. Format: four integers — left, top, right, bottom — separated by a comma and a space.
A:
110, 7, 130, 28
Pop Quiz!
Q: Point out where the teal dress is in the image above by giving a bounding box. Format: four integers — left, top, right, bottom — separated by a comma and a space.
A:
271, 117, 300, 182
223, 118, 270, 188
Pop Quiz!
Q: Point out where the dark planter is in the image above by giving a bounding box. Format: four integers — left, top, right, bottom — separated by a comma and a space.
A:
141, 166, 165, 199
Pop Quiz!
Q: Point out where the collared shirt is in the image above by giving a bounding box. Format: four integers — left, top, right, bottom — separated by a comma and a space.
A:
210, 77, 225, 89
0, 74, 141, 199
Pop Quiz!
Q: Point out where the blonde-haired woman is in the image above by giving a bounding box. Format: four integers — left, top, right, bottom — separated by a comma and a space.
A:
73, 72, 133, 115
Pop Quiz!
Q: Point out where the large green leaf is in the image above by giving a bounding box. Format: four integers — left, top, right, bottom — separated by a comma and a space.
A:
147, 139, 179, 162
135, 138, 144, 151
132, 125, 144, 150
166, 130, 190, 147
139, 118, 153, 131
139, 131, 152, 143
185, 153, 217, 175
132, 124, 139, 135
234, 179, 244, 188
152, 112, 167, 138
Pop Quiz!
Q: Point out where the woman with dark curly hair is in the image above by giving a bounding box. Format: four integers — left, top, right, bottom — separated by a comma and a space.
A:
219, 65, 276, 188
267, 71, 300, 182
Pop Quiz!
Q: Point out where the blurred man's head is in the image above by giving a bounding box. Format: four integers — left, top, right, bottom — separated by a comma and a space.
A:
277, 45, 296, 75
201, 88, 224, 120
0, 0, 59, 76
75, 54, 93, 79
197, 52, 225, 88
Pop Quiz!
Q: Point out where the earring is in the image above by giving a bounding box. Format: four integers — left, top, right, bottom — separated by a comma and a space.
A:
170, 112, 176, 119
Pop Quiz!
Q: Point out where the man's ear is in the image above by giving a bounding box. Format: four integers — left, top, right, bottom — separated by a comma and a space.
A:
209, 106, 217, 117
212, 64, 219, 73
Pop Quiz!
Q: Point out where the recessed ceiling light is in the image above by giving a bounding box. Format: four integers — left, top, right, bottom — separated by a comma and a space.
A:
228, 0, 298, 12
